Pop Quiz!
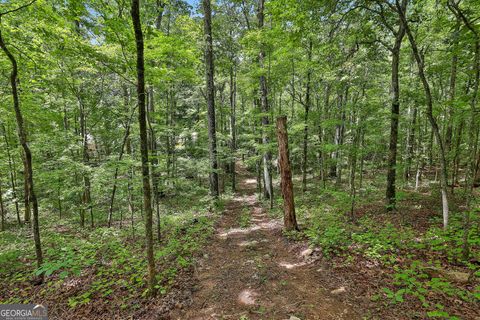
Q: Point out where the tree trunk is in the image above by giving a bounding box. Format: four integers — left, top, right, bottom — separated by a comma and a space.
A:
22, 153, 31, 224
203, 0, 219, 198
258, 0, 273, 203
451, 119, 463, 188
405, 105, 417, 182
131, 0, 156, 294
302, 39, 312, 193
147, 87, 161, 242
350, 117, 361, 220
79, 100, 93, 228
386, 16, 406, 209
230, 64, 237, 192
0, 179, 5, 231
276, 116, 298, 231
0, 24, 43, 274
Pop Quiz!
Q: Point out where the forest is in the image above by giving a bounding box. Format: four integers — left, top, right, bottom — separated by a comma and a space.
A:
0, 0, 479, 319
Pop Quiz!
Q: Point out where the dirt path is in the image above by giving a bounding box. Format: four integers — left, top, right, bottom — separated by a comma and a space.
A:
171, 169, 360, 320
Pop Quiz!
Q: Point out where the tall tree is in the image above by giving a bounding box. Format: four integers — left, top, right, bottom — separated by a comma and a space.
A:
0, 0, 43, 275
258, 0, 273, 204
385, 0, 406, 210
131, 0, 156, 294
203, 0, 220, 198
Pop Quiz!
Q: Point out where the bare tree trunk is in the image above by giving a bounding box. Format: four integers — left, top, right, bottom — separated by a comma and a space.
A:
131, 0, 156, 294
276, 116, 298, 231
0, 21, 43, 275
386, 10, 406, 210
203, 0, 219, 198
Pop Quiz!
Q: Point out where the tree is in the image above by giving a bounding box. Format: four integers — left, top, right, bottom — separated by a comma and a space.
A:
203, 0, 220, 198
0, 0, 43, 276
258, 0, 273, 207
131, 0, 156, 294
384, 0, 406, 210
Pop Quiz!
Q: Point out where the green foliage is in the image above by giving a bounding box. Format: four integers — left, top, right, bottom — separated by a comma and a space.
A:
1, 0, 480, 318
299, 179, 479, 318
238, 207, 251, 228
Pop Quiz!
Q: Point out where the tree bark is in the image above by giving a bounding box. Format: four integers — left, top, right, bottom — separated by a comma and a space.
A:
203, 0, 219, 198
276, 116, 298, 231
131, 0, 156, 294
386, 12, 406, 209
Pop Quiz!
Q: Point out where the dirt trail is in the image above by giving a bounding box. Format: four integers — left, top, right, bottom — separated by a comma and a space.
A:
172, 168, 359, 320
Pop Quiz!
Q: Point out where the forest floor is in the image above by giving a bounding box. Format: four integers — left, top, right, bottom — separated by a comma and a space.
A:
170, 167, 360, 320
1, 166, 478, 319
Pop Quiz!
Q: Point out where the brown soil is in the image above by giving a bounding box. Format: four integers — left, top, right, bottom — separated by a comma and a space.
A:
170, 168, 359, 320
